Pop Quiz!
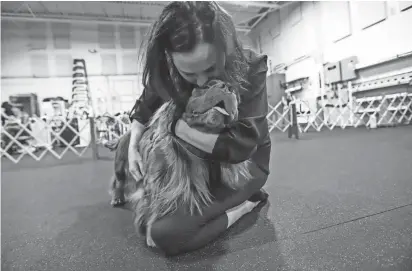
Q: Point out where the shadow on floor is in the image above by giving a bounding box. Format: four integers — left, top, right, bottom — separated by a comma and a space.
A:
20, 198, 280, 271
166, 201, 278, 261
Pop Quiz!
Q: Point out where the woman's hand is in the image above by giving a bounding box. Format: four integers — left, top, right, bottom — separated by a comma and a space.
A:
128, 120, 145, 181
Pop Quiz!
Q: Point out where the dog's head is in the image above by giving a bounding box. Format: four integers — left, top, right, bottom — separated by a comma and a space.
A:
182, 79, 239, 133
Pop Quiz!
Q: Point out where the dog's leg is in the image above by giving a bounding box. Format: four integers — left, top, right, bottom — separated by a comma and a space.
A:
110, 175, 126, 207
110, 131, 130, 207
146, 222, 157, 248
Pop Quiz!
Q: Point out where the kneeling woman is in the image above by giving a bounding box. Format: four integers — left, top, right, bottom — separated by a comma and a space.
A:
128, 1, 272, 256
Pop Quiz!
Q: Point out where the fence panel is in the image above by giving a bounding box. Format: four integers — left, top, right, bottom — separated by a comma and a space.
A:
267, 92, 412, 133
267, 102, 291, 133
2, 93, 411, 164
95, 114, 131, 152
1, 113, 93, 164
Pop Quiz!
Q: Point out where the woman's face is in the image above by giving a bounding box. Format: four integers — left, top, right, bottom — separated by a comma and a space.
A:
171, 42, 224, 87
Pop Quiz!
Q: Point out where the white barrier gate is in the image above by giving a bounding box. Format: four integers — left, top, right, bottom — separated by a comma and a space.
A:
266, 92, 412, 133
1, 93, 411, 164
1, 114, 92, 163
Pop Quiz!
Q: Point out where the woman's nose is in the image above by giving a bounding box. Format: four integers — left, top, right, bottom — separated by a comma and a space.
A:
196, 74, 208, 87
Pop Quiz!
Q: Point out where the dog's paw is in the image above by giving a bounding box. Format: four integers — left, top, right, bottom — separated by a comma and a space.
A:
110, 197, 126, 207
146, 233, 157, 248
111, 188, 127, 207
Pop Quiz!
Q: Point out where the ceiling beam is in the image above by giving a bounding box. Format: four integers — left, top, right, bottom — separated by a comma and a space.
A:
1, 13, 154, 26
108, 1, 166, 7
245, 8, 274, 35
236, 12, 268, 26
111, 1, 279, 10
24, 3, 36, 18
1, 12, 251, 32
222, 1, 280, 9
245, 1, 295, 34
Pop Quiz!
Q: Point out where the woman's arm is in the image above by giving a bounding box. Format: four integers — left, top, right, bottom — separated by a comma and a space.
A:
128, 86, 164, 179
128, 85, 164, 148
174, 86, 268, 163
174, 55, 269, 164
129, 86, 164, 126
129, 119, 145, 146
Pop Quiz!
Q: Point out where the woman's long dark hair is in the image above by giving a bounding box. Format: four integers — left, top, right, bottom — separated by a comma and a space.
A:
139, 1, 250, 109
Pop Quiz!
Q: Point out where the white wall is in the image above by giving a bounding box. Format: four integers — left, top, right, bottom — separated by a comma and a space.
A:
252, 1, 412, 123
1, 20, 145, 78
1, 19, 146, 115
254, 1, 412, 79
1, 17, 256, 116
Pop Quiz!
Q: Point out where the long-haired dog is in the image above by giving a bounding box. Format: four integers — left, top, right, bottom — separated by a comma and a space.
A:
109, 79, 251, 247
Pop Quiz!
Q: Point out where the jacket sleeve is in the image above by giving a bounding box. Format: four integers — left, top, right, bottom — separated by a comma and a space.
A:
129, 86, 163, 125
210, 54, 269, 163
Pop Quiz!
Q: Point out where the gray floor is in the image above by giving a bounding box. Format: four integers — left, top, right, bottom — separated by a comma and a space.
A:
2, 126, 412, 271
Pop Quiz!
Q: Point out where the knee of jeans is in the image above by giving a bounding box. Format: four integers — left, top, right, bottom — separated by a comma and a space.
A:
150, 218, 186, 256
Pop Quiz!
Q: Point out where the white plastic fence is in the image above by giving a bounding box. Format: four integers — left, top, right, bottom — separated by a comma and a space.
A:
266, 92, 412, 133
1, 114, 93, 163
95, 114, 131, 148
1, 93, 411, 163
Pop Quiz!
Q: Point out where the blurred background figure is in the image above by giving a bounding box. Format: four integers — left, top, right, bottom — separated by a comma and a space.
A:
286, 93, 299, 139
1, 101, 35, 154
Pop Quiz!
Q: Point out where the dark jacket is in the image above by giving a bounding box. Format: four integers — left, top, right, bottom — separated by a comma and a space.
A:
130, 48, 271, 175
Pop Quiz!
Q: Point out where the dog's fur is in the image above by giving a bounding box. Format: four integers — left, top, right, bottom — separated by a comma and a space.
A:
109, 80, 252, 246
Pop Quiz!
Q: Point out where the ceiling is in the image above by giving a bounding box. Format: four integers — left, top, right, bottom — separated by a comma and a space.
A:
1, 1, 293, 33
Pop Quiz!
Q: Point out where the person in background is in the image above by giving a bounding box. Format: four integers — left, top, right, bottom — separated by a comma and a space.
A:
1, 101, 27, 126
81, 110, 89, 120
2, 102, 14, 126
2, 102, 19, 153
286, 93, 299, 139
127, 1, 271, 256
1, 101, 34, 153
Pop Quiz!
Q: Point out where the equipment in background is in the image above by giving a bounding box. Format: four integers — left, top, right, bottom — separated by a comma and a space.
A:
281, 77, 309, 95
41, 97, 68, 118
321, 56, 359, 127
9, 93, 40, 117
340, 56, 358, 82
68, 59, 93, 119
323, 56, 358, 84
322, 56, 358, 105
76, 117, 91, 148
324, 62, 342, 85
64, 58, 93, 147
